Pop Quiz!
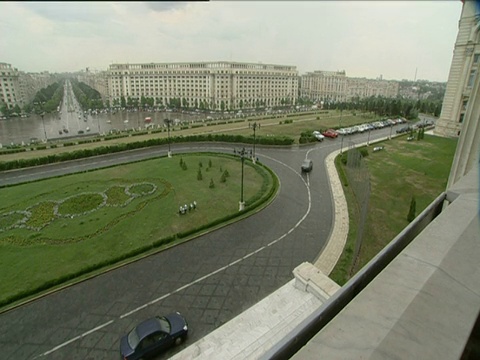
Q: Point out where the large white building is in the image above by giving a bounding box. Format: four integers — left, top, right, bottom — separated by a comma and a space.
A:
435, 0, 480, 139
106, 61, 298, 111
435, 0, 480, 187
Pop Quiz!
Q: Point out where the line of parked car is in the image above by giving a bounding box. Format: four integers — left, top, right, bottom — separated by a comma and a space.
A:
312, 118, 408, 140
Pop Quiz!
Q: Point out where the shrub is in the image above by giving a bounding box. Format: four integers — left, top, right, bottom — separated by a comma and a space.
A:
220, 171, 227, 183
359, 148, 369, 158
407, 196, 416, 222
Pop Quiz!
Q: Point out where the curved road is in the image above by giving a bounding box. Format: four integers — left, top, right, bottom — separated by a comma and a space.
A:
0, 127, 396, 360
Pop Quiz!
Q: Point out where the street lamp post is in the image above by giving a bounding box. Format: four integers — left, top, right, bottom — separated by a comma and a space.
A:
164, 118, 172, 157
234, 147, 248, 211
252, 122, 258, 163
367, 127, 371, 146
34, 102, 47, 142
340, 134, 344, 154
41, 112, 47, 142
389, 123, 393, 140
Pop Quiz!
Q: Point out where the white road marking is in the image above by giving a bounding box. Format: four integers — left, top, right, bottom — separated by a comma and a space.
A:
35, 320, 114, 357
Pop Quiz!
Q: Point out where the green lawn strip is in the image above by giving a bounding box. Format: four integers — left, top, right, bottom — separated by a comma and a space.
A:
221, 112, 377, 139
329, 134, 457, 284
0, 153, 276, 308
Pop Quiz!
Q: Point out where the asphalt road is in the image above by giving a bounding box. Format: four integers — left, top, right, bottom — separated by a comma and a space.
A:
0, 126, 400, 360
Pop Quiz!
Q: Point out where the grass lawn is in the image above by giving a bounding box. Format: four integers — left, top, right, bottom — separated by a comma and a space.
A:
329, 133, 458, 284
0, 153, 276, 308
224, 111, 376, 138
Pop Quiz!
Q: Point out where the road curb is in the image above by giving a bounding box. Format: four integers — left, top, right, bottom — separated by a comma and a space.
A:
313, 150, 349, 274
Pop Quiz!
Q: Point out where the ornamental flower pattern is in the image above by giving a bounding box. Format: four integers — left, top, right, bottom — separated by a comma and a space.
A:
0, 182, 157, 233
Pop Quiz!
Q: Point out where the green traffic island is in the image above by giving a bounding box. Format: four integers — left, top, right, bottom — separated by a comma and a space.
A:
0, 152, 278, 311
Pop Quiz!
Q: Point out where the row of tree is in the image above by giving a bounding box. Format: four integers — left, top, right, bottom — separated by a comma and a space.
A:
70, 79, 103, 110
322, 95, 442, 119
0, 81, 65, 117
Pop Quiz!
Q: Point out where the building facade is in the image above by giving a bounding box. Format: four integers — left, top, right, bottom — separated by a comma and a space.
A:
106, 61, 298, 111
0, 63, 21, 110
0, 62, 58, 113
438, 0, 480, 186
346, 77, 399, 100
76, 68, 108, 102
299, 70, 348, 103
299, 70, 400, 104
435, 0, 480, 139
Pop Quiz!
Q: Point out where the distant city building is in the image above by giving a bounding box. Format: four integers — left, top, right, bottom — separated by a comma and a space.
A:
0, 63, 21, 110
436, 0, 480, 139
299, 70, 347, 103
19, 71, 58, 106
0, 62, 58, 112
76, 68, 108, 102
346, 77, 399, 100
105, 61, 298, 110
299, 70, 399, 103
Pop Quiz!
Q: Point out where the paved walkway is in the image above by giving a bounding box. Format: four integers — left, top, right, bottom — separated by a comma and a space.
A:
170, 149, 349, 360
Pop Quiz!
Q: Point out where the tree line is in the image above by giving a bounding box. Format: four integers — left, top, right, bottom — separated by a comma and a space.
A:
322, 95, 442, 119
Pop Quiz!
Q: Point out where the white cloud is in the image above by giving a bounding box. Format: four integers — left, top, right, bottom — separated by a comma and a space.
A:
0, 1, 462, 81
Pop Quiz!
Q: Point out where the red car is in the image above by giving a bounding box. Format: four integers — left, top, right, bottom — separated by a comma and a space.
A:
322, 129, 338, 138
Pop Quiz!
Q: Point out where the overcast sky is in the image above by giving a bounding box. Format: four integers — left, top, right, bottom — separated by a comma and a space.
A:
0, 1, 463, 82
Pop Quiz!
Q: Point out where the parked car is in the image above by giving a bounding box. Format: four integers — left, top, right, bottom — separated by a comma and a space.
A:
396, 126, 411, 134
322, 129, 338, 138
301, 159, 313, 172
312, 131, 325, 141
120, 312, 188, 360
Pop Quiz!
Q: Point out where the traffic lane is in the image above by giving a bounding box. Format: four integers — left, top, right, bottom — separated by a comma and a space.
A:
0, 146, 169, 186
0, 143, 252, 186
1, 148, 315, 360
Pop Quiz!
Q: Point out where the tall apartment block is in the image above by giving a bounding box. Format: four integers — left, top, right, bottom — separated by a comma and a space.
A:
106, 61, 298, 111
437, 0, 480, 186
0, 63, 21, 110
299, 70, 399, 104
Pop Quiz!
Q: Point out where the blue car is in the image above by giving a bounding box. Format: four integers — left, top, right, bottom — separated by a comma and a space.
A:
120, 312, 188, 360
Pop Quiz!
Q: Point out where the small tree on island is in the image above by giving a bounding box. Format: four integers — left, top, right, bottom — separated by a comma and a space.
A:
407, 196, 416, 222
220, 171, 227, 183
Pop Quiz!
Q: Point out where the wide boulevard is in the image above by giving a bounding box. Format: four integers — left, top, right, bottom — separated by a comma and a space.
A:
0, 126, 398, 359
